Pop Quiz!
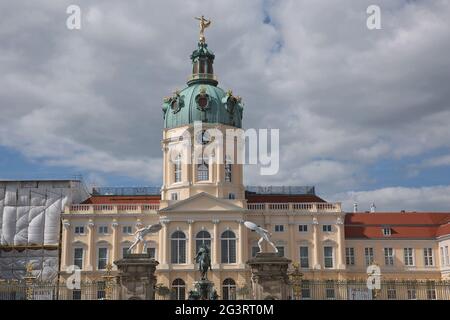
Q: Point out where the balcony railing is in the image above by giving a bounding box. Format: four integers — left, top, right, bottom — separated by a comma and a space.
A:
247, 202, 342, 213
67, 204, 159, 214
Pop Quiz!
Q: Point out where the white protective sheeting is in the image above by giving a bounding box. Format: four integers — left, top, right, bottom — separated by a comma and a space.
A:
43, 198, 63, 245
14, 206, 29, 245
28, 207, 45, 245
0, 188, 4, 243
0, 249, 58, 281
2, 206, 16, 245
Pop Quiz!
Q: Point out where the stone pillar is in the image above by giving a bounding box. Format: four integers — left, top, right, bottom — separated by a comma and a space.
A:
86, 219, 95, 271
312, 217, 320, 269
238, 219, 245, 265
187, 219, 194, 265
160, 218, 170, 268
288, 219, 295, 260
212, 219, 220, 267
247, 253, 292, 300
114, 253, 159, 300
61, 220, 70, 270
111, 219, 119, 269
336, 217, 345, 270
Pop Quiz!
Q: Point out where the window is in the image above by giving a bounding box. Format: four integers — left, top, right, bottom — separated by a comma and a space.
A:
122, 247, 129, 258
174, 154, 182, 183
171, 231, 186, 264
322, 225, 332, 232
72, 290, 81, 300
444, 246, 449, 266
251, 246, 259, 257
426, 281, 436, 300
299, 246, 309, 268
197, 158, 209, 181
122, 226, 132, 234
171, 193, 178, 201
195, 230, 212, 256
365, 247, 374, 266
382, 227, 392, 236
404, 248, 415, 266
441, 247, 445, 266
384, 248, 394, 266
298, 225, 308, 232
324, 246, 334, 268
274, 225, 284, 232
97, 248, 108, 270
325, 281, 335, 299
345, 247, 355, 266
172, 279, 186, 300
225, 156, 232, 182
424, 248, 434, 266
228, 193, 235, 200
222, 278, 236, 300
301, 280, 311, 299
147, 247, 156, 259
97, 281, 106, 300
74, 248, 83, 269
98, 226, 108, 234
407, 282, 417, 300
387, 281, 396, 300
221, 230, 237, 264
276, 246, 285, 257
74, 226, 85, 235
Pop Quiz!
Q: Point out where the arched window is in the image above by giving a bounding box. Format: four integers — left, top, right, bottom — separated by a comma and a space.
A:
222, 278, 236, 300
225, 156, 232, 182
171, 231, 186, 264
172, 278, 186, 300
195, 230, 211, 255
221, 230, 236, 263
174, 154, 182, 183
197, 157, 209, 181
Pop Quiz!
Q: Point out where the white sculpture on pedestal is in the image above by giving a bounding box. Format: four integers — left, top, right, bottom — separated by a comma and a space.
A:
127, 223, 163, 254
244, 221, 278, 253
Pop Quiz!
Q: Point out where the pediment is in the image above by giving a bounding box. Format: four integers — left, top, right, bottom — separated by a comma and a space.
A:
159, 192, 245, 213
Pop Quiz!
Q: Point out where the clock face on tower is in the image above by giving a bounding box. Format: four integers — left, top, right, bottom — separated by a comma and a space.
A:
196, 130, 211, 145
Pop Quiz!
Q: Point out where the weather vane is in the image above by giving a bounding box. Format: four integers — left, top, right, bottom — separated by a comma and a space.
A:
195, 15, 211, 43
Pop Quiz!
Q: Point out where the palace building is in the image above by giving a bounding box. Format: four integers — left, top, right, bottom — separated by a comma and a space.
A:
55, 30, 450, 300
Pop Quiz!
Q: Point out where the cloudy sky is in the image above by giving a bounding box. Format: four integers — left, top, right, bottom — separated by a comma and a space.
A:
1, 0, 450, 212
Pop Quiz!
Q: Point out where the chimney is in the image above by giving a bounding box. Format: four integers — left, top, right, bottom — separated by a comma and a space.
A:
370, 203, 376, 213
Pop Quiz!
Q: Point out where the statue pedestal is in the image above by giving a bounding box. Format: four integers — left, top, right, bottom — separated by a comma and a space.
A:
246, 252, 292, 300
194, 280, 214, 300
114, 253, 159, 300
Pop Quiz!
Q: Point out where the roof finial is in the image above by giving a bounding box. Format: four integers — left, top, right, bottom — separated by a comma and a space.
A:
195, 15, 211, 43
370, 202, 376, 213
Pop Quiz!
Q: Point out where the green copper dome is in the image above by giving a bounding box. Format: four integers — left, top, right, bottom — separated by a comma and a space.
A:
162, 41, 244, 129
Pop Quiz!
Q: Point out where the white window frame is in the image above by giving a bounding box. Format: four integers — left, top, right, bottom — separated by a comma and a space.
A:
174, 154, 182, 183
299, 246, 309, 268
97, 247, 108, 270
73, 247, 84, 270
323, 246, 334, 269
98, 225, 109, 235
365, 247, 374, 266
322, 225, 332, 232
171, 192, 179, 201
122, 226, 133, 235
298, 225, 308, 232
382, 227, 392, 237
384, 247, 394, 266
74, 226, 85, 235
404, 248, 415, 267
228, 193, 235, 200
424, 248, 434, 267
345, 247, 355, 266
274, 225, 285, 232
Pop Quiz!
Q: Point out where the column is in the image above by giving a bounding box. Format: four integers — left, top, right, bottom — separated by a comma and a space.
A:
288, 218, 295, 261
86, 219, 95, 271
238, 220, 244, 265
263, 214, 271, 252
187, 219, 194, 265
111, 219, 119, 267
312, 217, 320, 269
61, 220, 70, 271
336, 217, 345, 270
212, 219, 220, 267
159, 218, 170, 268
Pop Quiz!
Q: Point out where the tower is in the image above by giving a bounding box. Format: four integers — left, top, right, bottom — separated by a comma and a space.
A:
160, 18, 245, 203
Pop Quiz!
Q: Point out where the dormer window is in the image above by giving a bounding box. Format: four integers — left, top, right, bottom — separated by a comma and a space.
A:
382, 227, 392, 237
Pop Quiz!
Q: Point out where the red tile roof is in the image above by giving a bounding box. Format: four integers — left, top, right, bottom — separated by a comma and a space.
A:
345, 212, 450, 239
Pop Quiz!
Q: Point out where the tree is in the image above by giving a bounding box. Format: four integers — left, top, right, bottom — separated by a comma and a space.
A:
155, 283, 171, 300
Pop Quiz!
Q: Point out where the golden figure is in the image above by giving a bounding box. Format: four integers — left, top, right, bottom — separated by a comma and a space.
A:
195, 15, 211, 43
